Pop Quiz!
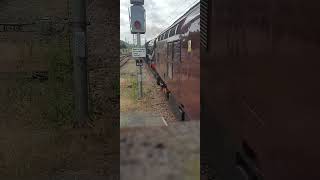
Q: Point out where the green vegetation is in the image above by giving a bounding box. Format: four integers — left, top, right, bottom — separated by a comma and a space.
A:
120, 41, 127, 49
120, 40, 131, 49
129, 76, 138, 100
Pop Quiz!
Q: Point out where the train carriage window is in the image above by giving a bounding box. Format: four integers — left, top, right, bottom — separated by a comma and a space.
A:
176, 21, 184, 35
174, 24, 179, 35
165, 30, 169, 39
169, 26, 176, 37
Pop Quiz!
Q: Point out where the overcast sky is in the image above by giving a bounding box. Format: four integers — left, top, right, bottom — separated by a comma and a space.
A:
120, 0, 200, 44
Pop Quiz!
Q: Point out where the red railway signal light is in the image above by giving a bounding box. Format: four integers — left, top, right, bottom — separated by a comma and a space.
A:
134, 21, 141, 30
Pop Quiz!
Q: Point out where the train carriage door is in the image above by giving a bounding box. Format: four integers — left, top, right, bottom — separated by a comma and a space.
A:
173, 40, 181, 93
173, 40, 181, 62
167, 42, 173, 79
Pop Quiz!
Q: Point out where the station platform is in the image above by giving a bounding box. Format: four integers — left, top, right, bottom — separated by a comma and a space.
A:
120, 111, 167, 128
120, 121, 200, 180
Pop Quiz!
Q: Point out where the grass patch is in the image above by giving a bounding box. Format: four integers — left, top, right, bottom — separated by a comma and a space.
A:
129, 76, 138, 100
120, 75, 139, 112
120, 75, 138, 101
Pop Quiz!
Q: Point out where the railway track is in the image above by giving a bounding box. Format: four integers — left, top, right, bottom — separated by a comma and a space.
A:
120, 54, 131, 68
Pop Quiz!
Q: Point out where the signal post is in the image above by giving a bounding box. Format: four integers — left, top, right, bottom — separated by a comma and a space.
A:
130, 0, 146, 99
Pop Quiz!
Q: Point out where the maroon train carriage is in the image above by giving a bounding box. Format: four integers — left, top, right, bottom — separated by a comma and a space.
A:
151, 3, 200, 121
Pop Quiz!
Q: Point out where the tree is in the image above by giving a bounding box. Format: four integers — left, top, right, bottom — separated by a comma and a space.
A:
120, 40, 129, 49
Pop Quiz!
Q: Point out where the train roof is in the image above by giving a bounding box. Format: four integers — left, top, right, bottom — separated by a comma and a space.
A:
156, 2, 200, 39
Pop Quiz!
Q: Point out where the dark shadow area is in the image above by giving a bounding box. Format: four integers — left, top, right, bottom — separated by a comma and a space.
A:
0, 1, 119, 179
201, 0, 320, 179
